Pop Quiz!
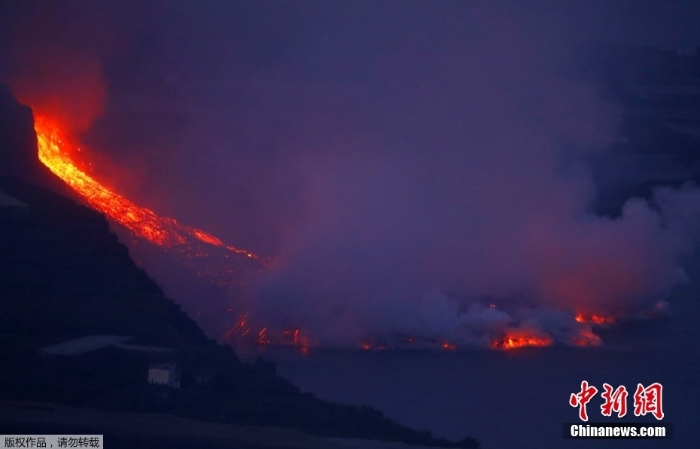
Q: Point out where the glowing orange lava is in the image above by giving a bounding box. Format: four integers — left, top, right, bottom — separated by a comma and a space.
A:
32, 115, 612, 353
491, 334, 553, 350
34, 115, 263, 261
574, 313, 615, 325
34, 115, 319, 351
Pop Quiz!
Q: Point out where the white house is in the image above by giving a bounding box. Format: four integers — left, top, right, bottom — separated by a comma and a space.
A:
148, 363, 181, 388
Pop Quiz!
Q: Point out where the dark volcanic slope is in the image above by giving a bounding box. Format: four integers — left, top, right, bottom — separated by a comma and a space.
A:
0, 178, 211, 351
0, 180, 478, 448
0, 85, 478, 447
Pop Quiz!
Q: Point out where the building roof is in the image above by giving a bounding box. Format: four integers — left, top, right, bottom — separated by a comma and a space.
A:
0, 190, 28, 208
39, 335, 133, 356
39, 335, 176, 356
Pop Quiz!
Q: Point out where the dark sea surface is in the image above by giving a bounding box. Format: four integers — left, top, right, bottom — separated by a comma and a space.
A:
259, 265, 700, 449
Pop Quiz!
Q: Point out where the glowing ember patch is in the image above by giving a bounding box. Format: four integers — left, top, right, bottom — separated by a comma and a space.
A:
281, 329, 305, 346
223, 318, 311, 352
193, 229, 224, 246
221, 313, 251, 342
442, 342, 456, 350
278, 329, 311, 353
491, 334, 553, 350
575, 313, 615, 325
258, 328, 271, 345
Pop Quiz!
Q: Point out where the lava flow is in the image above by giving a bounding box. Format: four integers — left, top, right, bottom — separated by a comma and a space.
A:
491, 333, 553, 350
575, 313, 616, 326
33, 115, 325, 352
34, 116, 267, 286
221, 314, 311, 352
32, 115, 608, 353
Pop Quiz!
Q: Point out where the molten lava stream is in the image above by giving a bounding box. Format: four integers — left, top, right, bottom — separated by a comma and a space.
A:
491, 334, 553, 350
34, 116, 266, 272
575, 313, 615, 325
34, 116, 322, 351
34, 116, 598, 353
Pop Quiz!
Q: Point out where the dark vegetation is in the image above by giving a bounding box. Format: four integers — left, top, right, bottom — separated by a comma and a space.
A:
0, 86, 479, 448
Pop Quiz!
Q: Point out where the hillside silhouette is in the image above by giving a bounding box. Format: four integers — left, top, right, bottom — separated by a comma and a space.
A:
0, 86, 479, 448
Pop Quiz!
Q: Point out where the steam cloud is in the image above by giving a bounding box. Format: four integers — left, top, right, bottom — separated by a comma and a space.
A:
3, 1, 700, 347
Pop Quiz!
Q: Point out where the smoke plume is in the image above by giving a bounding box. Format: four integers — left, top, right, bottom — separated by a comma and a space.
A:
3, 1, 700, 348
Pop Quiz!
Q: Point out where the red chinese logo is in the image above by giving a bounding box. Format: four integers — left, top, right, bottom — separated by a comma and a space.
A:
600, 383, 628, 418
633, 383, 664, 420
570, 381, 664, 421
569, 380, 598, 421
